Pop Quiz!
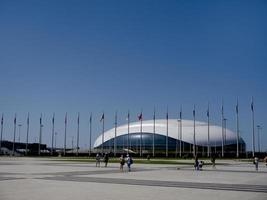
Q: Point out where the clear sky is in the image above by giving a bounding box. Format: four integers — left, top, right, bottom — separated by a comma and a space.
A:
0, 0, 266, 151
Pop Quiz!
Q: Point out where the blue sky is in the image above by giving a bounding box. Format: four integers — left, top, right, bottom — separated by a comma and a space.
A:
0, 0, 266, 151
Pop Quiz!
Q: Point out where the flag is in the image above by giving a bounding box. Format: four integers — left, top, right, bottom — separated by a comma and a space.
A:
40, 115, 42, 125
236, 104, 239, 114
27, 113, 29, 125
179, 111, 182, 119
1, 114, 3, 125
166, 111, 168, 120
251, 102, 254, 111
153, 109, 156, 120
100, 113, 104, 122
138, 113, 142, 121
52, 113, 55, 125
65, 113, 67, 124
207, 110, 209, 117
90, 113, 92, 123
126, 111, 130, 121
193, 109, 195, 117
221, 105, 224, 115
14, 115, 16, 124
77, 113, 80, 124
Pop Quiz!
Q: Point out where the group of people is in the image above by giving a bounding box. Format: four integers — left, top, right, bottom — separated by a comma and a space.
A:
95, 153, 133, 172
194, 156, 204, 170
95, 153, 109, 167
120, 154, 133, 172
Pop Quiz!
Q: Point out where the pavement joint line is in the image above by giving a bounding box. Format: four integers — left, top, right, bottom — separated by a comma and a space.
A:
37, 176, 267, 193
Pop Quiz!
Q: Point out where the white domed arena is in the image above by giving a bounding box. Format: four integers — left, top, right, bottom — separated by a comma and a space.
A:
94, 119, 246, 157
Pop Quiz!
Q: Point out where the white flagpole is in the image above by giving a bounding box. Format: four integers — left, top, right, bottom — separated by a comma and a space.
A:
26, 113, 29, 156
153, 107, 155, 157
251, 97, 255, 157
89, 113, 92, 156
39, 113, 42, 156
139, 110, 143, 157
207, 104, 210, 157
179, 107, 182, 158
0, 114, 3, 154
114, 112, 117, 157
127, 110, 130, 154
101, 113, 105, 155
76, 113, 80, 156
166, 108, 168, 158
221, 100, 224, 158
64, 113, 67, 156
236, 99, 240, 158
51, 113, 55, 156
193, 105, 196, 157
12, 114, 17, 156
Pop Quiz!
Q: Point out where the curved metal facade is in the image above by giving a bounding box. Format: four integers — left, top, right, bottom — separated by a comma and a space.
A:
94, 119, 246, 154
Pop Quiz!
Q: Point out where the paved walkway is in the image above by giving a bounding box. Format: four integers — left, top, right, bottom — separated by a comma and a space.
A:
0, 157, 267, 200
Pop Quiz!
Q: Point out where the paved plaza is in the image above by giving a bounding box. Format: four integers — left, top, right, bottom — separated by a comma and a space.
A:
0, 157, 267, 200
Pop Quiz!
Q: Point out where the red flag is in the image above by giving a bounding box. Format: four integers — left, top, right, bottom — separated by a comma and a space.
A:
100, 113, 104, 122
65, 113, 67, 124
138, 113, 142, 121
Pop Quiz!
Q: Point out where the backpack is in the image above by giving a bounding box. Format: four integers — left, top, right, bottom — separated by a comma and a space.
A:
130, 158, 133, 164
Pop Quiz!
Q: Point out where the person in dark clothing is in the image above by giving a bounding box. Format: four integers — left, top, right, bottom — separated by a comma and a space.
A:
211, 153, 216, 168
103, 153, 109, 167
194, 156, 199, 170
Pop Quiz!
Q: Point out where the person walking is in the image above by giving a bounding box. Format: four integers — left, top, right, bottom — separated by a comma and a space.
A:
119, 155, 125, 171
194, 156, 199, 170
96, 153, 101, 167
126, 154, 133, 172
254, 157, 259, 171
264, 156, 267, 167
211, 153, 216, 168
104, 153, 109, 167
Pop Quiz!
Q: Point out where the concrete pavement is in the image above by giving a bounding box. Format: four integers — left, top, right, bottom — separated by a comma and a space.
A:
0, 157, 267, 200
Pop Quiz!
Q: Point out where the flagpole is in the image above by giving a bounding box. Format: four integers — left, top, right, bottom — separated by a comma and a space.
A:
127, 110, 130, 154
207, 104, 210, 157
193, 105, 196, 158
39, 113, 42, 156
139, 111, 143, 157
76, 112, 80, 156
166, 108, 168, 158
12, 114, 17, 156
64, 113, 67, 156
153, 107, 155, 157
236, 99, 240, 158
221, 100, 224, 158
0, 114, 3, 154
251, 97, 255, 157
89, 113, 92, 156
114, 112, 117, 157
101, 113, 105, 155
176, 117, 178, 158
26, 113, 29, 156
51, 113, 55, 156
179, 107, 182, 158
